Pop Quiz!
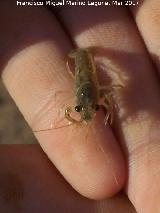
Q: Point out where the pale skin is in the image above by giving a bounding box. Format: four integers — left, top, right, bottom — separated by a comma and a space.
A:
1, 1, 160, 212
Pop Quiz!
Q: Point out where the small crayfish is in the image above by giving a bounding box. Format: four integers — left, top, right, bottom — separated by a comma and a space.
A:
65, 48, 122, 126
34, 48, 122, 132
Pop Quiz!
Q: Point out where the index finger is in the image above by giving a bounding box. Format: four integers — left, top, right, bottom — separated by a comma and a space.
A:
1, 2, 126, 199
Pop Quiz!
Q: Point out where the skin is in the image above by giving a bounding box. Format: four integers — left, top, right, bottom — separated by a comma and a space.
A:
0, 0, 160, 212
0, 145, 136, 213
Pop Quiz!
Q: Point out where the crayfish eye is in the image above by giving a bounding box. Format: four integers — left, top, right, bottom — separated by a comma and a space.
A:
95, 104, 100, 111
75, 105, 82, 112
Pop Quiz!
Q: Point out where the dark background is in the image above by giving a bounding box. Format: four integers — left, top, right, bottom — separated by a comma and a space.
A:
0, 81, 37, 144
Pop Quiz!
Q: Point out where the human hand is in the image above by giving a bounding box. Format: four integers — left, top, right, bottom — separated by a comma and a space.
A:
1, 1, 160, 212
0, 145, 135, 212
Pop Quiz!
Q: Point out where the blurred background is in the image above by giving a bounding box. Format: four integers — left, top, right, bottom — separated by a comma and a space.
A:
0, 81, 37, 144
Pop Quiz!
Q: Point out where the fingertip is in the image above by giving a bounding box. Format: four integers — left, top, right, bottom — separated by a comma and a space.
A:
37, 112, 126, 200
